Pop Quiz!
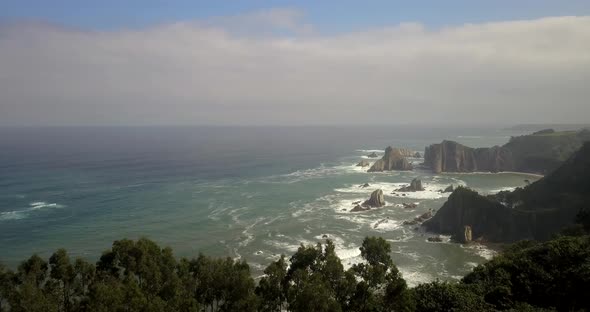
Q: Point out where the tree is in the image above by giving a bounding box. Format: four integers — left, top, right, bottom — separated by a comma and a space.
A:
256, 255, 287, 312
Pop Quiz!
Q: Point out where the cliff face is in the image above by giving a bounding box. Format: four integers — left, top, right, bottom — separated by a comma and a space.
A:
423, 129, 590, 174
423, 142, 590, 243
368, 146, 413, 172
424, 141, 513, 173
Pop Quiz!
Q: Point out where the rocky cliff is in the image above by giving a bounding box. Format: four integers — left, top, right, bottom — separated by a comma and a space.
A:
424, 140, 514, 173
423, 142, 590, 243
424, 129, 590, 174
368, 146, 413, 172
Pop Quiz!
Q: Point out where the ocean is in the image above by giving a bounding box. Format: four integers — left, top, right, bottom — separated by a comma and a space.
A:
0, 126, 539, 286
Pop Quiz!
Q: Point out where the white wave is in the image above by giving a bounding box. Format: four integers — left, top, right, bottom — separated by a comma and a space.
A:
486, 186, 517, 194
399, 267, 434, 288
463, 243, 497, 260
355, 149, 384, 153
371, 218, 400, 232
0, 202, 65, 221
335, 181, 452, 200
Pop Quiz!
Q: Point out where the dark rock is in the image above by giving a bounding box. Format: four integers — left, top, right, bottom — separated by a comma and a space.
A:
402, 203, 418, 209
350, 205, 369, 212
367, 152, 379, 158
359, 183, 370, 188
368, 146, 413, 172
322, 234, 329, 239
415, 211, 433, 222
362, 189, 385, 208
356, 160, 371, 167
403, 220, 419, 226
427, 236, 443, 242
414, 152, 421, 158
424, 140, 514, 174
397, 178, 424, 192
442, 185, 454, 193
352, 201, 361, 205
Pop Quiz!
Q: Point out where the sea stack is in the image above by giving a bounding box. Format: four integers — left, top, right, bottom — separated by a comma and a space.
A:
368, 146, 413, 172
362, 189, 385, 208
397, 178, 424, 192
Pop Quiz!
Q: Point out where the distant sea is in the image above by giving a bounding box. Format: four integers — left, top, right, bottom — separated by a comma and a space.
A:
0, 126, 539, 286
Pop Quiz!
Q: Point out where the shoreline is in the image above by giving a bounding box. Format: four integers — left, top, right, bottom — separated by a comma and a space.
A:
438, 170, 544, 178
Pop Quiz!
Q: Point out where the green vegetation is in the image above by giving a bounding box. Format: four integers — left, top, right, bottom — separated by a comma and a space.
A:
1, 232, 589, 311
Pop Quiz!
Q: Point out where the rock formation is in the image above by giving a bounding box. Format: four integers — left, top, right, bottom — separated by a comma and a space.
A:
427, 236, 443, 242
424, 142, 590, 243
368, 146, 413, 172
423, 129, 590, 174
367, 152, 379, 158
359, 183, 370, 188
424, 140, 514, 173
441, 185, 454, 193
350, 205, 369, 212
414, 152, 421, 158
362, 189, 385, 208
402, 203, 417, 209
397, 178, 424, 192
356, 160, 371, 167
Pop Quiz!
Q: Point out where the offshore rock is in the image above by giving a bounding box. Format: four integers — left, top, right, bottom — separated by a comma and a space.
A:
368, 146, 413, 172
356, 160, 371, 167
397, 178, 424, 192
362, 189, 385, 208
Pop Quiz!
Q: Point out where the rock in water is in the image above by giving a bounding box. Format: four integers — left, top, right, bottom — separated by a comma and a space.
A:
362, 189, 385, 208
350, 205, 369, 212
397, 178, 424, 192
463, 225, 472, 243
414, 152, 422, 158
443, 185, 454, 193
368, 146, 413, 172
359, 183, 370, 188
402, 203, 417, 209
356, 160, 371, 167
427, 236, 443, 242
367, 152, 379, 158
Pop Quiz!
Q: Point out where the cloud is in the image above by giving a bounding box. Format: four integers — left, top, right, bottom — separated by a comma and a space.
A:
0, 10, 589, 126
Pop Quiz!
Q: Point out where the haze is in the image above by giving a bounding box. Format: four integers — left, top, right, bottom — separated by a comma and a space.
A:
1, 4, 590, 126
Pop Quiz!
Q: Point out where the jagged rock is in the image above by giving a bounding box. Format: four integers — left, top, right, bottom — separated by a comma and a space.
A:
415, 211, 433, 222
368, 146, 413, 172
414, 152, 421, 158
352, 201, 361, 205
367, 152, 379, 158
359, 183, 370, 188
442, 185, 454, 193
424, 140, 514, 173
362, 189, 385, 208
462, 226, 472, 244
356, 160, 371, 167
351, 205, 369, 212
322, 234, 329, 239
427, 236, 443, 242
402, 203, 417, 209
403, 220, 419, 226
397, 178, 424, 192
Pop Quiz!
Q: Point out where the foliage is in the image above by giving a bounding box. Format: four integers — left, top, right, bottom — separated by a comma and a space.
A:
0, 234, 589, 311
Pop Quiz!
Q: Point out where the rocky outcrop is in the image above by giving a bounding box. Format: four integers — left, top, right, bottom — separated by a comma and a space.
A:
359, 183, 370, 188
423, 129, 590, 174
367, 152, 379, 158
441, 185, 454, 193
424, 140, 514, 173
414, 152, 421, 158
402, 203, 417, 209
363, 189, 385, 208
368, 146, 413, 172
422, 187, 516, 242
356, 160, 371, 167
427, 236, 443, 242
351, 205, 369, 212
397, 178, 424, 192
402, 209, 433, 225
424, 141, 590, 243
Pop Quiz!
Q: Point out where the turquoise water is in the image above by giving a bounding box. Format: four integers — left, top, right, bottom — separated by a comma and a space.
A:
0, 126, 538, 286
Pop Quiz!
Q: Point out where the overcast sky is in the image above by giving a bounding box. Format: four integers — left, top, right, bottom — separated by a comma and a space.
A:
1, 4, 590, 126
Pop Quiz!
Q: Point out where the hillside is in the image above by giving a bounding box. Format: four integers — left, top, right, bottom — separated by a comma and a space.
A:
423, 141, 590, 243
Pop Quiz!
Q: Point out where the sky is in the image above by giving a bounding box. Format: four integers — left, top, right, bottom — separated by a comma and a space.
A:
1, 1, 590, 126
